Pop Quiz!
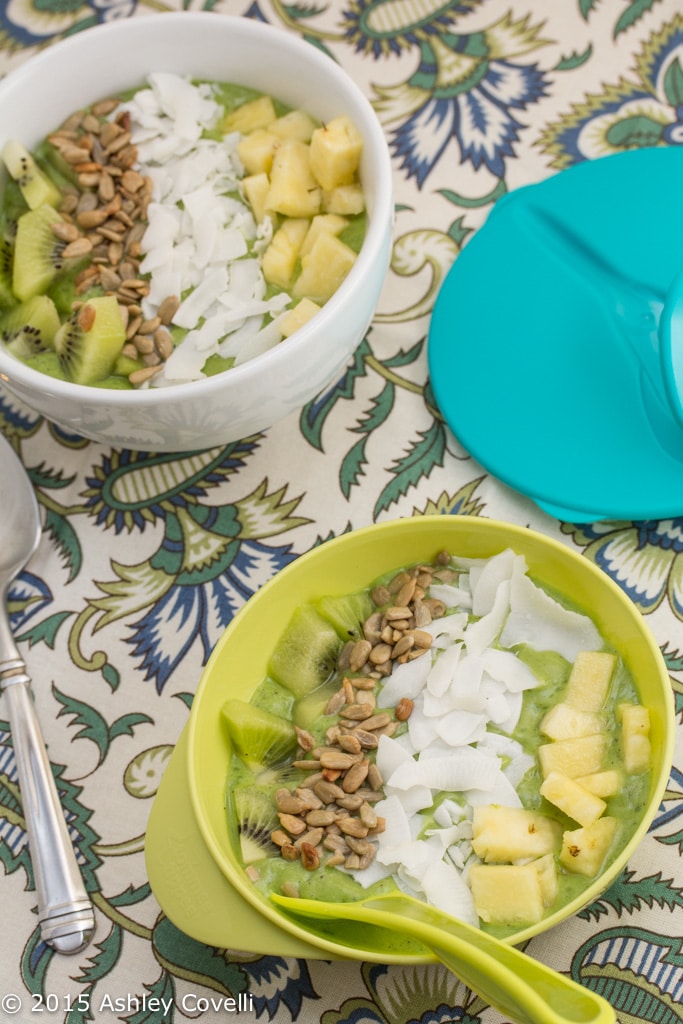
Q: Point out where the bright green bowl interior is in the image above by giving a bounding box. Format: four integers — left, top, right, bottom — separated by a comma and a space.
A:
186, 515, 674, 962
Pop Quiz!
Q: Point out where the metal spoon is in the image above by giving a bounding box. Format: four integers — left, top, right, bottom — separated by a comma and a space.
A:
0, 434, 95, 954
271, 891, 615, 1024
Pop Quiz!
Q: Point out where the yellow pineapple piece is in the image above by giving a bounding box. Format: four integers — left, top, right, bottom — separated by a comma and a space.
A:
270, 110, 317, 142
540, 702, 605, 741
538, 733, 607, 779
322, 182, 365, 215
618, 703, 651, 774
532, 853, 559, 907
262, 218, 310, 290
223, 94, 277, 134
471, 805, 561, 862
309, 115, 363, 190
300, 214, 349, 257
237, 129, 279, 176
565, 651, 617, 712
266, 139, 322, 218
559, 817, 619, 877
279, 297, 321, 338
242, 173, 271, 224
540, 771, 607, 827
292, 231, 357, 304
574, 769, 623, 798
469, 863, 546, 926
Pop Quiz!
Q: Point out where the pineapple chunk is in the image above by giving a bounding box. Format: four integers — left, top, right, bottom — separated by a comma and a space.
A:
262, 218, 310, 290
540, 702, 605, 741
237, 129, 279, 176
322, 182, 365, 215
266, 139, 322, 218
469, 863, 546, 926
618, 703, 651, 774
309, 115, 363, 190
292, 232, 357, 304
300, 214, 349, 257
540, 771, 607, 827
471, 805, 561, 862
242, 173, 271, 224
270, 110, 317, 142
223, 94, 276, 134
538, 733, 607, 779
532, 853, 559, 907
574, 769, 623, 798
559, 817, 619, 877
565, 651, 616, 712
279, 297, 321, 338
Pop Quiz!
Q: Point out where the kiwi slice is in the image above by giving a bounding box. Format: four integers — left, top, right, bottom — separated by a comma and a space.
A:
221, 698, 297, 772
0, 294, 60, 359
0, 238, 16, 308
12, 204, 74, 301
294, 676, 341, 731
316, 591, 374, 642
0, 179, 29, 242
2, 139, 62, 211
25, 350, 67, 380
269, 604, 342, 698
231, 785, 280, 865
53, 295, 126, 385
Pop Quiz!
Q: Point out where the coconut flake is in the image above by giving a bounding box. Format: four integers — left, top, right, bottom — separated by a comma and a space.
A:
388, 749, 501, 793
500, 559, 603, 660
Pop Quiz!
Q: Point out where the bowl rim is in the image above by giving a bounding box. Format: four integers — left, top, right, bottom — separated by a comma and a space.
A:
0, 11, 394, 405
185, 515, 675, 961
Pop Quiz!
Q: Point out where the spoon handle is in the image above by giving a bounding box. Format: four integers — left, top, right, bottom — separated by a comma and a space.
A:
1, 650, 95, 955
272, 892, 614, 1024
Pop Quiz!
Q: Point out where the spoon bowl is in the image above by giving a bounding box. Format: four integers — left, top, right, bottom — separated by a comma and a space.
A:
0, 434, 95, 954
271, 891, 615, 1024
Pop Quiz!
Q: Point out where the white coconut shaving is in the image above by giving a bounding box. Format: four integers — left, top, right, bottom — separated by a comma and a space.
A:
117, 72, 289, 385
349, 548, 607, 927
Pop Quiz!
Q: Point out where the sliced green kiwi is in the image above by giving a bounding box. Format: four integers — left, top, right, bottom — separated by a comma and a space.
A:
293, 676, 341, 731
2, 139, 62, 211
36, 139, 80, 189
113, 351, 144, 378
13, 204, 72, 301
53, 295, 126, 385
269, 604, 342, 698
231, 785, 280, 865
0, 238, 16, 309
221, 698, 297, 772
0, 294, 60, 358
25, 350, 67, 380
0, 179, 29, 242
316, 591, 374, 643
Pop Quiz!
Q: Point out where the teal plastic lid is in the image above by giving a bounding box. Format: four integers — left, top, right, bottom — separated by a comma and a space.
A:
428, 147, 683, 522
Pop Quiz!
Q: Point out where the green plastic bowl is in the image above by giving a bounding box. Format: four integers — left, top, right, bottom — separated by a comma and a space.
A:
186, 515, 674, 962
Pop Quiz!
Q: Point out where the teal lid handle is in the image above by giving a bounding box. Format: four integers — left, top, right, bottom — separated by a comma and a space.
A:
659, 268, 683, 428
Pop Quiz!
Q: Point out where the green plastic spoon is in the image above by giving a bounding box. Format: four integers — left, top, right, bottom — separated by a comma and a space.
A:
271, 891, 614, 1024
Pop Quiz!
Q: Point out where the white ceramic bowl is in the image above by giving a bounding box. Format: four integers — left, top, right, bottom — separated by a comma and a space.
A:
0, 13, 393, 451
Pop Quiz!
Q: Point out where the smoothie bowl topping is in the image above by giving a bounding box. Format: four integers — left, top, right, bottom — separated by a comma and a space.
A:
221, 547, 653, 935
0, 72, 366, 390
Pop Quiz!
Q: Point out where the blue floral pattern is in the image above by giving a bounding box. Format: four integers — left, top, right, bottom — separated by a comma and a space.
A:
0, 1, 682, 1022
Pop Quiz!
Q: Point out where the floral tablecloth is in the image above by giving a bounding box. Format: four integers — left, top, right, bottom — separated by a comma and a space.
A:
1, 1, 682, 1022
